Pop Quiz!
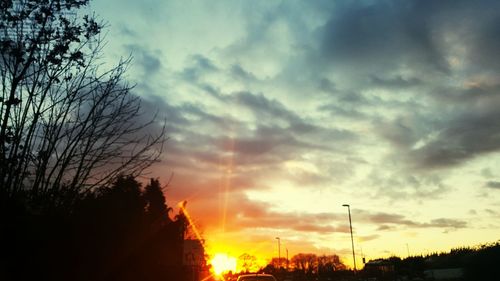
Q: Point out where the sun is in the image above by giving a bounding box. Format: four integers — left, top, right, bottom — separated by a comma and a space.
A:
210, 253, 237, 276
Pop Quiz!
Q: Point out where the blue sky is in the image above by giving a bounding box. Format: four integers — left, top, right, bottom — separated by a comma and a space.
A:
91, 0, 500, 265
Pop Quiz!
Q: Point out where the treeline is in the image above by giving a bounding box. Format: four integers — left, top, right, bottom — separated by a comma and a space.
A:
2, 175, 186, 281
254, 253, 348, 281
363, 242, 500, 280
251, 243, 500, 281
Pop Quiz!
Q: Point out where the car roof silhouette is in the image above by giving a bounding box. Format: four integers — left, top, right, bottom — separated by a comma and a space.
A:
236, 273, 277, 281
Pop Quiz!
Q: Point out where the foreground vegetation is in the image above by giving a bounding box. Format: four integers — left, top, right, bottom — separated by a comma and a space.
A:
231, 242, 500, 281
361, 242, 500, 281
0, 2, 182, 280
2, 175, 187, 281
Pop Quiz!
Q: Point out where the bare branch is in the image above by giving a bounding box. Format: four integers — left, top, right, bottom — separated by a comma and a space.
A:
0, 1, 167, 205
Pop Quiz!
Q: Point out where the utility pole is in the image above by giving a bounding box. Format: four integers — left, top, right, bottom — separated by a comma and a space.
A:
276, 237, 281, 269
286, 248, 289, 270
342, 204, 357, 272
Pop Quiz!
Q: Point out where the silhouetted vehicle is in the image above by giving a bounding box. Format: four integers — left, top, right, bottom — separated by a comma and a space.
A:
237, 273, 277, 281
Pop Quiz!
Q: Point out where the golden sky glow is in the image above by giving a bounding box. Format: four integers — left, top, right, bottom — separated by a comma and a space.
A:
210, 253, 237, 275
93, 0, 500, 269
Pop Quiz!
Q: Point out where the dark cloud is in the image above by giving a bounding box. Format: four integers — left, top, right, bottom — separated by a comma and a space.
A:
231, 64, 257, 81
426, 218, 467, 229
319, 0, 448, 74
458, 3, 500, 72
124, 44, 162, 77
140, 96, 190, 127
375, 117, 420, 149
148, 96, 355, 197
181, 54, 219, 82
165, 124, 323, 172
235, 209, 342, 234
485, 209, 498, 215
192, 55, 218, 72
318, 0, 500, 75
485, 181, 500, 189
370, 84, 500, 172
223, 205, 467, 235
232, 91, 358, 143
152, 83, 359, 175
359, 234, 380, 242
318, 78, 336, 94
370, 75, 422, 89
118, 25, 138, 37
314, 0, 500, 172
318, 103, 366, 120
365, 168, 448, 200
150, 96, 353, 193
234, 91, 297, 122
215, 125, 330, 168
434, 84, 500, 105
356, 210, 467, 230
198, 83, 225, 100
410, 109, 500, 169
377, 225, 394, 231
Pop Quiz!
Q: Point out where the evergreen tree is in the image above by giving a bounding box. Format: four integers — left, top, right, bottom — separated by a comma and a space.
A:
144, 178, 172, 224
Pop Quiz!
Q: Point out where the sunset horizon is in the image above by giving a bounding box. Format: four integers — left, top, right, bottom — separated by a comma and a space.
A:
2, 1, 499, 280
87, 0, 500, 272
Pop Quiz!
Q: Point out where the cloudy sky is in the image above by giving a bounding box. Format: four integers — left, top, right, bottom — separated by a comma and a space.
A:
91, 0, 500, 267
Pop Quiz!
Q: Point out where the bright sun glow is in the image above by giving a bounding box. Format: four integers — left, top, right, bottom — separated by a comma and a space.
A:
210, 253, 237, 275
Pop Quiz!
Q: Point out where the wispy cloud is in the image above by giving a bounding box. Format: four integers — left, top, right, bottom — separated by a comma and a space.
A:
356, 210, 467, 230
93, 0, 500, 259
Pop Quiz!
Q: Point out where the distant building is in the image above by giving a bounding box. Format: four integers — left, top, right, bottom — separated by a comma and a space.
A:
363, 259, 396, 280
364, 259, 395, 273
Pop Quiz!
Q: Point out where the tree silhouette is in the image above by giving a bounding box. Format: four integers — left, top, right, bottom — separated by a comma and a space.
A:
0, 0, 166, 207
144, 178, 172, 224
317, 254, 347, 272
0, 2, 182, 280
3, 175, 187, 281
361, 242, 500, 281
239, 253, 258, 273
291, 253, 318, 274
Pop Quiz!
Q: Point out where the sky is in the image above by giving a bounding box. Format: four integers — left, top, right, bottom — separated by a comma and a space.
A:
90, 0, 500, 269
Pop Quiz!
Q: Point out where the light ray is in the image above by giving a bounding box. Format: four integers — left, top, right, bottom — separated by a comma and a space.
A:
179, 201, 205, 246
220, 136, 235, 234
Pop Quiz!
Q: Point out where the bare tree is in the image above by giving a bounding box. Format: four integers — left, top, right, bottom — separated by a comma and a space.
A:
317, 254, 347, 272
0, 0, 166, 205
291, 253, 318, 273
239, 253, 257, 273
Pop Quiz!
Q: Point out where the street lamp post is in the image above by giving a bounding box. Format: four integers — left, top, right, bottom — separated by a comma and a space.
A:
276, 237, 281, 269
286, 248, 289, 270
342, 204, 357, 272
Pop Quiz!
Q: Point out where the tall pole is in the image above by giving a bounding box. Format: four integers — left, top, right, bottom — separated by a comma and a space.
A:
286, 248, 289, 270
276, 237, 281, 269
342, 204, 357, 272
